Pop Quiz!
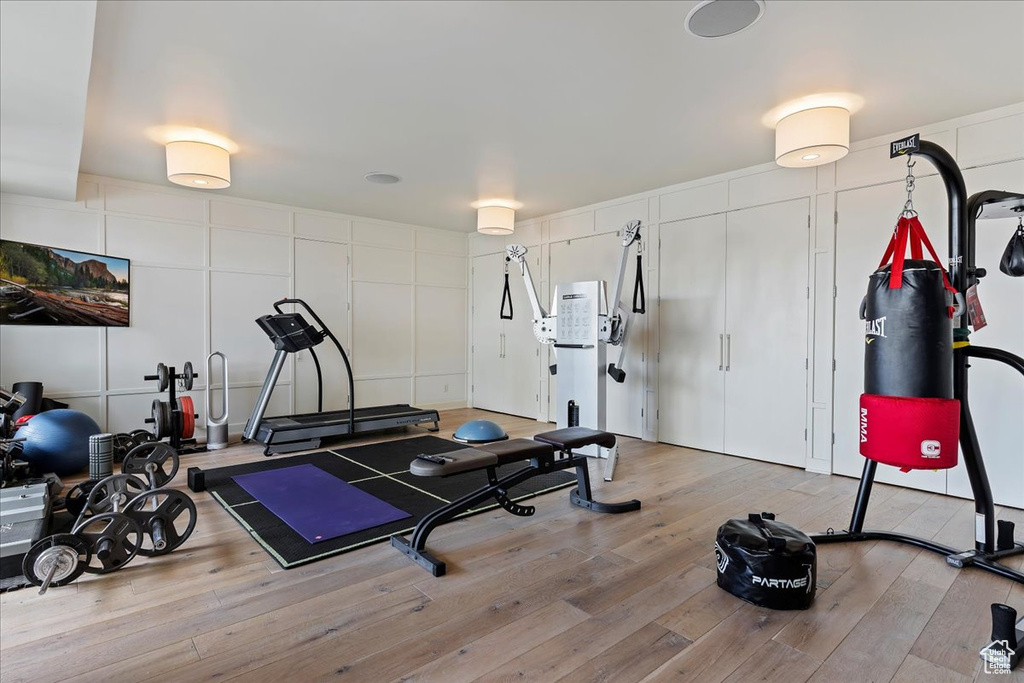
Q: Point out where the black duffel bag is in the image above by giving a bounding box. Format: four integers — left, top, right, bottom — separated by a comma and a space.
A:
715, 513, 816, 610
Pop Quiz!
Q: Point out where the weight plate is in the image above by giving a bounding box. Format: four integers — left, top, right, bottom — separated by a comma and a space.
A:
73, 512, 143, 574
125, 488, 197, 556
65, 479, 101, 518
122, 442, 179, 489
22, 534, 91, 590
182, 361, 195, 391
178, 396, 195, 439
156, 363, 169, 393
129, 429, 157, 445
151, 399, 170, 440
85, 473, 148, 516
111, 433, 137, 464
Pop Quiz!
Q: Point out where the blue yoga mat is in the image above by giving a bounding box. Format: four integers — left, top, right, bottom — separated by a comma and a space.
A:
232, 464, 411, 543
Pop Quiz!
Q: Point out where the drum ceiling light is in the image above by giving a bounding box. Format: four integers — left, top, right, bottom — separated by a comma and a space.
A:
774, 106, 851, 168
472, 200, 522, 236
166, 140, 231, 189
765, 93, 863, 169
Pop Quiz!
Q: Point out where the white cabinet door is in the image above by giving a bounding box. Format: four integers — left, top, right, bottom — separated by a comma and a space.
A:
834, 176, 948, 492
293, 239, 349, 414
549, 233, 646, 437
947, 161, 1024, 508
471, 253, 506, 413
723, 199, 809, 467
502, 249, 542, 419
658, 214, 728, 451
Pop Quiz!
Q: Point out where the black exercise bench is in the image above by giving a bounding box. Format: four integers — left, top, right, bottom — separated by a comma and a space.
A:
390, 427, 641, 575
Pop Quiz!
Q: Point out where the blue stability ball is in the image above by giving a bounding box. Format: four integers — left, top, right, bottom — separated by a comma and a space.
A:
452, 419, 508, 444
18, 409, 100, 476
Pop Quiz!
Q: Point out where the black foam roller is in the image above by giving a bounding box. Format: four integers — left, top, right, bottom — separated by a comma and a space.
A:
863, 261, 952, 398
11, 381, 42, 420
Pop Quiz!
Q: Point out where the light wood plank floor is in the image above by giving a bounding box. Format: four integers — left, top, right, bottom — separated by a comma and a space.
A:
1, 408, 1021, 682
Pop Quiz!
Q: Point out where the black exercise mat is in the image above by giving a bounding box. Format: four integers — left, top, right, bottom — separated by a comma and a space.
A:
202, 436, 577, 568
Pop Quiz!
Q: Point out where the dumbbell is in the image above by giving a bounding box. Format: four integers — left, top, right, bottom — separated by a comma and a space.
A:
72, 473, 146, 573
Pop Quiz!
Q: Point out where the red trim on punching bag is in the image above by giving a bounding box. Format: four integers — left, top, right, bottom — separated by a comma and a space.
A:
859, 394, 960, 472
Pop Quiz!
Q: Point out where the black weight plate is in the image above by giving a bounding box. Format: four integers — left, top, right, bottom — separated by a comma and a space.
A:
111, 433, 137, 464
85, 473, 147, 516
122, 441, 179, 489
65, 479, 101, 518
125, 488, 197, 556
156, 363, 169, 393
73, 511, 143, 574
182, 361, 194, 391
129, 429, 157, 445
151, 399, 170, 440
22, 534, 92, 589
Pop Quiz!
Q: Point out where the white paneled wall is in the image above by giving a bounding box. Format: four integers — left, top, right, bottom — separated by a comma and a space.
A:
0, 176, 468, 437
469, 102, 1024, 508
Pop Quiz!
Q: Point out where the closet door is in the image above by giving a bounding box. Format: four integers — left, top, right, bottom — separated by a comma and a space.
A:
723, 199, 809, 466
294, 239, 349, 414
658, 214, 727, 451
947, 162, 1024, 508
502, 247, 542, 418
471, 253, 506, 412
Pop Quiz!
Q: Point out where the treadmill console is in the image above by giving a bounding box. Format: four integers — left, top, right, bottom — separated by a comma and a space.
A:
255, 313, 324, 352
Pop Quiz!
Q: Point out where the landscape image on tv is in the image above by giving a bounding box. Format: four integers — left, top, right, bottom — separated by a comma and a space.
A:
0, 240, 130, 326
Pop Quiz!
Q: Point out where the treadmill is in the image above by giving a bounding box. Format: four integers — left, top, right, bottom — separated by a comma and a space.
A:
242, 298, 440, 455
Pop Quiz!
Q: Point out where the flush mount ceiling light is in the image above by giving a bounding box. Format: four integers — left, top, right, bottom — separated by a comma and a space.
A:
774, 106, 851, 168
472, 199, 522, 236
364, 172, 402, 184
763, 92, 864, 167
685, 0, 765, 38
165, 140, 231, 189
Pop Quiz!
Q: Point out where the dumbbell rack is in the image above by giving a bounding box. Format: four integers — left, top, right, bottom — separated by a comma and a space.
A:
144, 363, 206, 455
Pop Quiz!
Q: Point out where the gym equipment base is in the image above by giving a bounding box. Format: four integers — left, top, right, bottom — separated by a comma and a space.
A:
250, 404, 440, 455
812, 528, 1024, 583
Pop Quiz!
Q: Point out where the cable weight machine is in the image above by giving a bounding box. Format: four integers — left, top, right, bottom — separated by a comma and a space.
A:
503, 220, 646, 480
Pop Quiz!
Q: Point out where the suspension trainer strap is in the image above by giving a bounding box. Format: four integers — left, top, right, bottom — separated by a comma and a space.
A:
632, 253, 646, 314
500, 272, 513, 320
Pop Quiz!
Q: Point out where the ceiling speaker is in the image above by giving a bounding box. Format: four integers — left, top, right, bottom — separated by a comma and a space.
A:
685, 0, 765, 39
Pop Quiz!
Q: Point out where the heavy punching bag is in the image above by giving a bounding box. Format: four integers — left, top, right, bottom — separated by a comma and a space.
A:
859, 215, 960, 471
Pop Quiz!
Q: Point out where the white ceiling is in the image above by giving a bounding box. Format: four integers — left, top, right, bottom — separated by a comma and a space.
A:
0, 0, 96, 201
34, 2, 1024, 229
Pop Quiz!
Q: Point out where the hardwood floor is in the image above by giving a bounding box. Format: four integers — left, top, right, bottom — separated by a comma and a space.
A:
1, 408, 1021, 682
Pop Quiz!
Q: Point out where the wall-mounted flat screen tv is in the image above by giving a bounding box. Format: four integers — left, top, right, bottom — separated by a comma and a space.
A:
0, 240, 130, 327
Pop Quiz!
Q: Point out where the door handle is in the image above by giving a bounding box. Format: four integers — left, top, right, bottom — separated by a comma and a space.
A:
719, 333, 724, 371
725, 334, 731, 371
500, 332, 505, 358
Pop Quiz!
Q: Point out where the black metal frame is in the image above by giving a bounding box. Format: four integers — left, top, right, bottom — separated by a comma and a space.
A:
245, 298, 440, 455
811, 139, 1024, 583
143, 365, 206, 455
391, 448, 641, 576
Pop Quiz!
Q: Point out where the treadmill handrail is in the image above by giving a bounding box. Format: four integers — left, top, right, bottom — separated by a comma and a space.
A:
273, 298, 355, 435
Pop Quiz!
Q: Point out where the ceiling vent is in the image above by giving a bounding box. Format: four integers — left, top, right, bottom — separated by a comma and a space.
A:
685, 0, 765, 38
364, 172, 401, 184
